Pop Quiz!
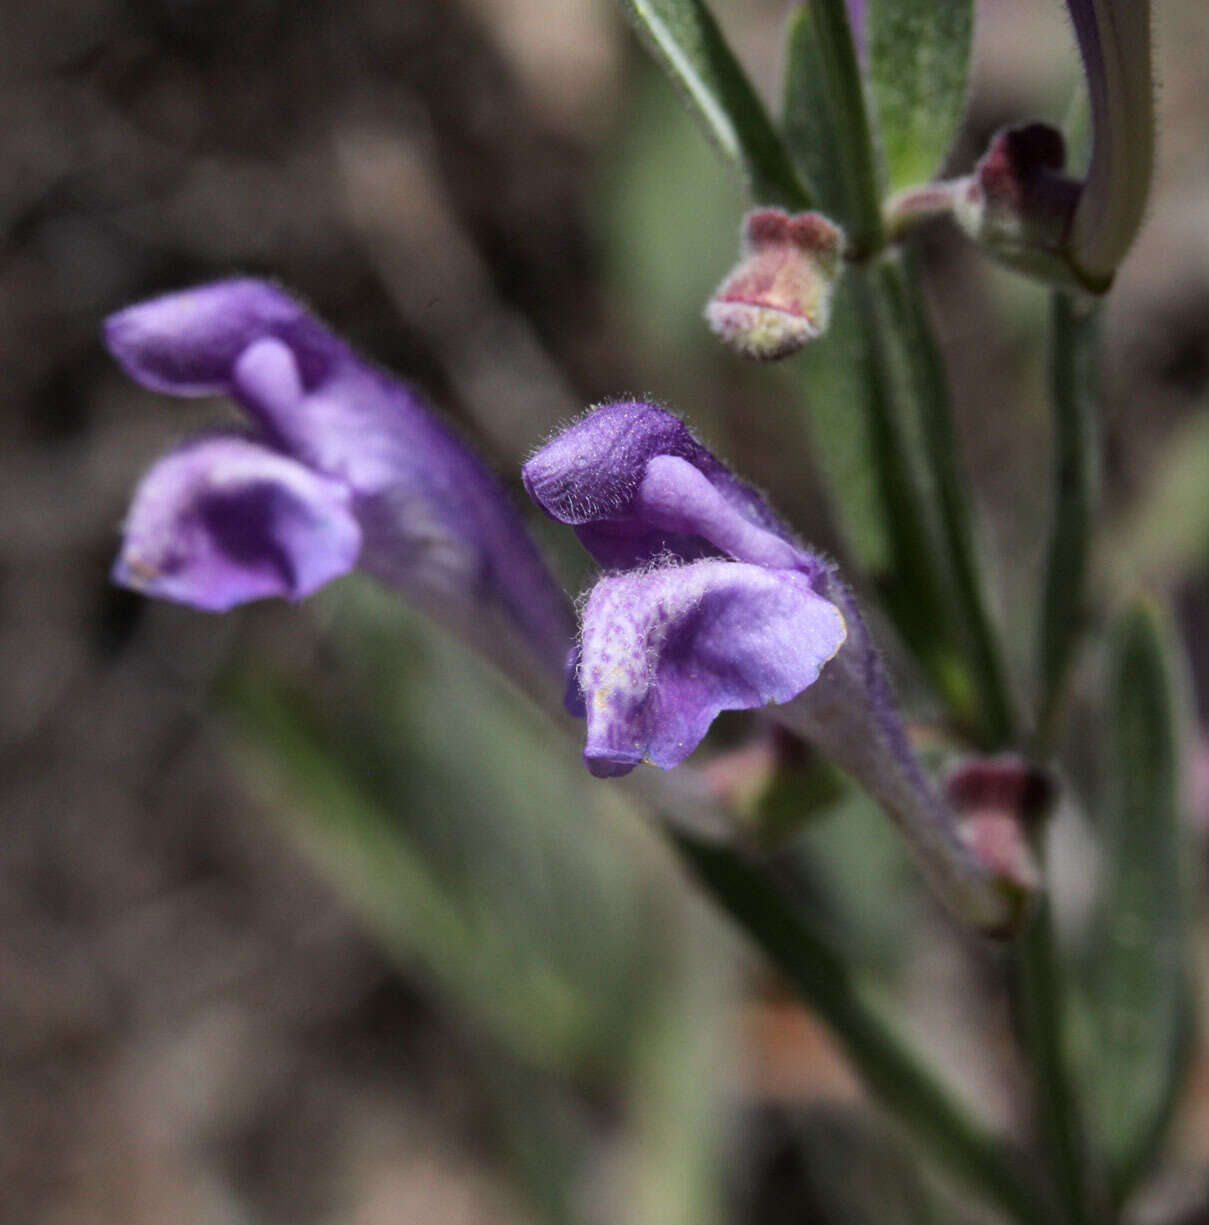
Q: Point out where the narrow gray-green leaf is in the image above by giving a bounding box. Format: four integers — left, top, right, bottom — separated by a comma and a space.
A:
223, 586, 658, 1075
868, 0, 973, 191
1036, 292, 1100, 750
783, 0, 884, 254
880, 251, 1016, 747
230, 676, 598, 1071
1087, 603, 1192, 1202
614, 0, 811, 209
783, 4, 849, 221
1015, 899, 1089, 1225
795, 273, 891, 571
847, 267, 976, 728
673, 831, 1054, 1225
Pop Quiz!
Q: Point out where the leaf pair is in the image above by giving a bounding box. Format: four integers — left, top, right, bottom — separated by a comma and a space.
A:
616, 0, 974, 226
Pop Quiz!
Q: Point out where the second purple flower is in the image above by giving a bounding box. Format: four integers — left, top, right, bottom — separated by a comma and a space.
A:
524, 401, 1019, 931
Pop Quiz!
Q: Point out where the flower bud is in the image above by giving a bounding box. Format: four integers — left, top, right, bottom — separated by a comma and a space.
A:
705, 209, 843, 361
951, 124, 1083, 287
945, 756, 1053, 905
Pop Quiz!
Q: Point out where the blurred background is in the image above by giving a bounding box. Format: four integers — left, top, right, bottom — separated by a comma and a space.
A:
3, 1, 1209, 1222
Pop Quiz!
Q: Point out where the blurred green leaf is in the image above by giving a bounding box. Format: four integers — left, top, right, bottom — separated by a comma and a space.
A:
600, 69, 745, 367
233, 676, 597, 1070
227, 583, 658, 1076
612, 0, 811, 208
1037, 293, 1100, 748
868, 0, 973, 191
782, 0, 884, 254
794, 1105, 940, 1224
788, 781, 924, 975
1106, 410, 1209, 596
782, 5, 850, 221
1084, 603, 1192, 1202
623, 911, 728, 1225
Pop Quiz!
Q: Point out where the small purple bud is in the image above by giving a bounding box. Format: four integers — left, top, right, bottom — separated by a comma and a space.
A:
705, 209, 843, 361
900, 0, 1154, 296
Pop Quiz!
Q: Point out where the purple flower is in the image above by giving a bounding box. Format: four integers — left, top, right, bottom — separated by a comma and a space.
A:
525, 401, 1018, 930
106, 279, 574, 685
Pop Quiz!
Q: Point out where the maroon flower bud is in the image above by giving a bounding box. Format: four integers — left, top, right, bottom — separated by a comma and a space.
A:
952, 124, 1083, 287
945, 756, 1054, 905
705, 209, 843, 361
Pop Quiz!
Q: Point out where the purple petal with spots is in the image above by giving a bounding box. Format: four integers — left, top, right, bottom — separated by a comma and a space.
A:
576, 560, 847, 778
112, 432, 362, 612
105, 280, 574, 680
523, 401, 810, 573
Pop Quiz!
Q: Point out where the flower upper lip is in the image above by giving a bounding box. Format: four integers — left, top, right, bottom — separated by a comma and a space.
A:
523, 399, 807, 573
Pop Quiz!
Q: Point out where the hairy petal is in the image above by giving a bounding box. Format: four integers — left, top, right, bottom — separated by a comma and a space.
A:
577, 561, 846, 778
524, 400, 804, 571
113, 433, 362, 612
705, 210, 842, 361
104, 279, 322, 399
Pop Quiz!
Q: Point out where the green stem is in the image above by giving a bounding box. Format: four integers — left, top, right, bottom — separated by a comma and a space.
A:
879, 251, 1017, 748
1015, 898, 1090, 1225
1035, 293, 1100, 752
673, 831, 1056, 1225
850, 267, 975, 728
808, 0, 885, 256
